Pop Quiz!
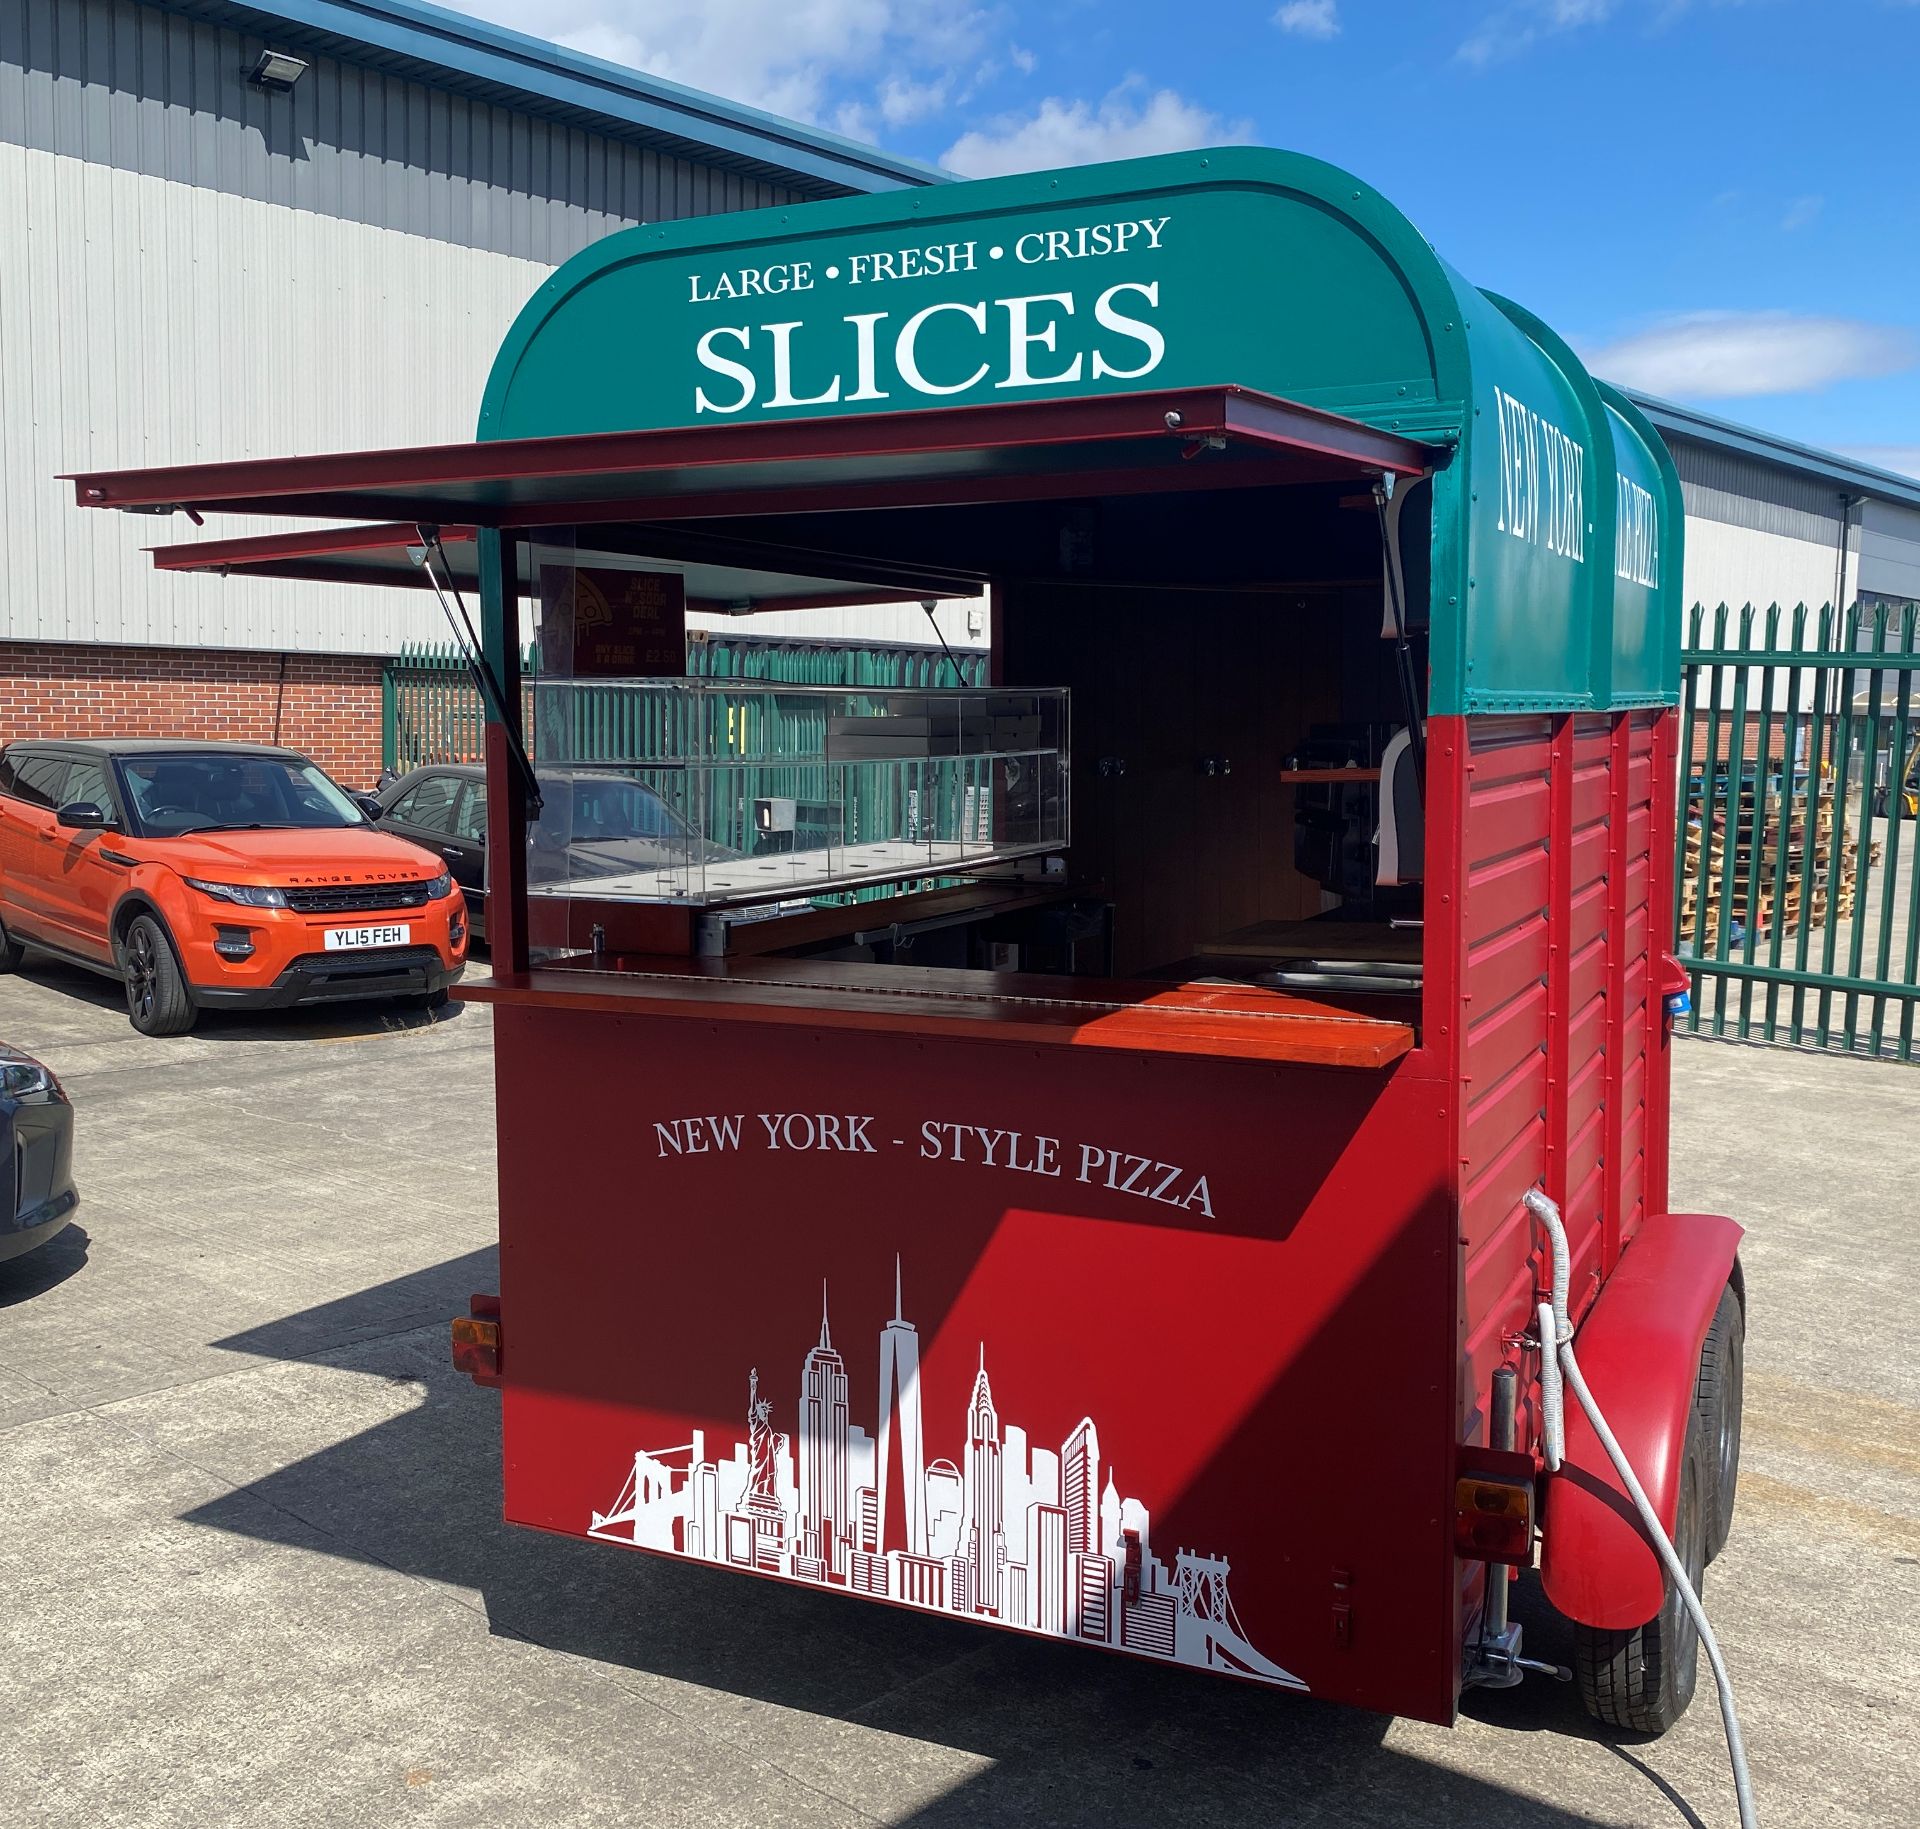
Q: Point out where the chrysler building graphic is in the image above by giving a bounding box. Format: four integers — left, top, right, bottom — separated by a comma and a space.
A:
589, 1259, 1303, 1688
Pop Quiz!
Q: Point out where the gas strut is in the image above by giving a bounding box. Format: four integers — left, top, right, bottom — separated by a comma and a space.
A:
410, 525, 543, 815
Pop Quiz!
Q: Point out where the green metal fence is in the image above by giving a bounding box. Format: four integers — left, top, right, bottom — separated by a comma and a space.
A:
381, 632, 988, 776
1675, 600, 1920, 1059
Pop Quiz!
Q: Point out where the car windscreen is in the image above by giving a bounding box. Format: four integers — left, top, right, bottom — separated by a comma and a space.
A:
546, 775, 690, 842
120, 755, 368, 837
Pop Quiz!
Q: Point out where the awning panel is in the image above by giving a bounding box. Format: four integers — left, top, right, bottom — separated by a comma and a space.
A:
71, 387, 1435, 533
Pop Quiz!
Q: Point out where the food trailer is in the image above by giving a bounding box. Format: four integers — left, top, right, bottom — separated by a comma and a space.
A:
70, 148, 1746, 1735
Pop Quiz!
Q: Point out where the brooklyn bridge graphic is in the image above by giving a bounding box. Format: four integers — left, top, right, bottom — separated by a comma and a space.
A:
588, 1260, 1304, 1688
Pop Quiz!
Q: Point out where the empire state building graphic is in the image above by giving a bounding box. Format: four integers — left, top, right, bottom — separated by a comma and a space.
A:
588, 1260, 1304, 1689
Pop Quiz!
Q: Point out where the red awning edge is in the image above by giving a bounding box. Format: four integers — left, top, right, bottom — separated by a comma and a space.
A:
67, 386, 1438, 532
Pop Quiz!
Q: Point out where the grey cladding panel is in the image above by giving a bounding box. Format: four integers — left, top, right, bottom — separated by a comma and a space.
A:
1859, 499, 1920, 602
1670, 433, 1850, 544
1, 0, 802, 260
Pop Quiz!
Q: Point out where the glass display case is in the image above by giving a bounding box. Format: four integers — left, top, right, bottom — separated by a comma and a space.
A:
523, 678, 1069, 907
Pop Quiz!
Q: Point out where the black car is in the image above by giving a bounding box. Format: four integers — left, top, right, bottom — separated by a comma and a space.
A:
0, 1042, 78, 1262
373, 765, 724, 937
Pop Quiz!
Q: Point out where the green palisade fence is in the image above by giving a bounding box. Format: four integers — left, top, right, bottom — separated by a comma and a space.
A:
1676, 600, 1920, 1060
382, 633, 987, 777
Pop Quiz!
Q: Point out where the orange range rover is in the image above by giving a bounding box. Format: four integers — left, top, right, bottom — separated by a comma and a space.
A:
0, 740, 467, 1035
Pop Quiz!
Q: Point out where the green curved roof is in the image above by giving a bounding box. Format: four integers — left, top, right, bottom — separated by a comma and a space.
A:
480, 147, 1680, 714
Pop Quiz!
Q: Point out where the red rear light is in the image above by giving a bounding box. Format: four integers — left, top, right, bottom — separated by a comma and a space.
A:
1453, 1474, 1534, 1565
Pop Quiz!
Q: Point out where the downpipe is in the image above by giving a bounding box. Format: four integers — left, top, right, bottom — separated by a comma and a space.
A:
1525, 1189, 1758, 1829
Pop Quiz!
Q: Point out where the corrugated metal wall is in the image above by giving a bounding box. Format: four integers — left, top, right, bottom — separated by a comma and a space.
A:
0, 0, 798, 262
1858, 498, 1920, 603
1667, 434, 1858, 613
0, 0, 803, 659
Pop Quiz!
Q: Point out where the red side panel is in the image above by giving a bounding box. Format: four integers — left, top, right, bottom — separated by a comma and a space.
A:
1455, 716, 1555, 1439
1453, 709, 1672, 1446
1539, 1212, 1743, 1628
1448, 710, 1684, 1642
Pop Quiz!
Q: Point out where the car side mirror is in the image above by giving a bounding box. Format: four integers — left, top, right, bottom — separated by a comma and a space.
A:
56, 801, 114, 831
354, 793, 384, 820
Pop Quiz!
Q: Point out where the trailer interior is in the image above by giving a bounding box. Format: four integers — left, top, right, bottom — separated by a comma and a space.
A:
123, 389, 1439, 1073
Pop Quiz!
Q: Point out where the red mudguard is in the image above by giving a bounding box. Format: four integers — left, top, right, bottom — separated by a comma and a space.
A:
1538, 1212, 1744, 1630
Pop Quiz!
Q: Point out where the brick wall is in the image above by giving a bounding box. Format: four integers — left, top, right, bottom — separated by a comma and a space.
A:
0, 642, 386, 789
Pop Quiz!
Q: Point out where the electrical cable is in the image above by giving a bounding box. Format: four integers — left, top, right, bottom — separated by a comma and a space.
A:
1372, 478, 1426, 782
1524, 1190, 1757, 1829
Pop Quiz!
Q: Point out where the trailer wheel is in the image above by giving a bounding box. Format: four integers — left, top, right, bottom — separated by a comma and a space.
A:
1573, 1403, 1707, 1735
1695, 1282, 1744, 1562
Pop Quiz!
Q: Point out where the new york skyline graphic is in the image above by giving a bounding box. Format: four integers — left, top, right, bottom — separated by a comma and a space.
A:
588, 1259, 1303, 1687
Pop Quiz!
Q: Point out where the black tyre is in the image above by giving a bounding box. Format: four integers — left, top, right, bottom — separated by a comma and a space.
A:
0, 916, 23, 972
123, 914, 196, 1036
1573, 1401, 1707, 1735
1696, 1282, 1744, 1562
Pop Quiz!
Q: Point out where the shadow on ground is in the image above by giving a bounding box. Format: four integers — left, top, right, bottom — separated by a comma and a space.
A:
0, 1222, 90, 1308
169, 1254, 1666, 1829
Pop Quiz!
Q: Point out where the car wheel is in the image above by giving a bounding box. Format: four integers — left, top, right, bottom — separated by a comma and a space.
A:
1696, 1283, 1744, 1562
123, 914, 197, 1036
0, 916, 23, 972
1573, 1398, 1708, 1735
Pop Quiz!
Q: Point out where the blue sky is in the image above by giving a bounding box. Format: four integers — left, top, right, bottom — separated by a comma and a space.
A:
459, 0, 1920, 473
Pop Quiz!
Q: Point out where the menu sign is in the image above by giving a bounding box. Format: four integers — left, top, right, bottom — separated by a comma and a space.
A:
539, 565, 687, 678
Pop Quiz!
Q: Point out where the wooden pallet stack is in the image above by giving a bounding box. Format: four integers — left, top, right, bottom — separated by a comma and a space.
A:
1679, 783, 1868, 950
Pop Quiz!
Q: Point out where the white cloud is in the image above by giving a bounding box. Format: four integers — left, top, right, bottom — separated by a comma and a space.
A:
1274, 0, 1340, 38
447, 1, 990, 125
942, 83, 1252, 178
879, 74, 950, 124
1841, 446, 1920, 482
1780, 194, 1823, 231
1458, 0, 1616, 67
1583, 312, 1916, 399
1010, 43, 1037, 74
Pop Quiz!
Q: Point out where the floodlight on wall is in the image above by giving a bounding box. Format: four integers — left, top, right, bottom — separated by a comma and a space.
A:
247, 49, 308, 91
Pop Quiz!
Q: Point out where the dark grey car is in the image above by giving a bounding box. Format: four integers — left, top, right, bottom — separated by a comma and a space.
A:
372, 765, 724, 938
0, 1042, 78, 1262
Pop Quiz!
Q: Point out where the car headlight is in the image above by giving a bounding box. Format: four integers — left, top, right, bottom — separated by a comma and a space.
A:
184, 877, 288, 909
425, 872, 453, 900
0, 1046, 57, 1099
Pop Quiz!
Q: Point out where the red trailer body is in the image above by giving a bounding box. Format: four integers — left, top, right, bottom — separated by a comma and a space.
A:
70, 149, 1743, 1732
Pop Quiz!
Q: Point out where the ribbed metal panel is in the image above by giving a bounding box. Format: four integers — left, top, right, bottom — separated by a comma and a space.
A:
0, 0, 800, 264
1857, 498, 1920, 603
0, 138, 555, 652
1668, 434, 1848, 544
0, 0, 814, 658
1678, 518, 1854, 615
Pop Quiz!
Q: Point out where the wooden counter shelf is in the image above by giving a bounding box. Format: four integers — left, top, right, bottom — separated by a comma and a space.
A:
459, 955, 1416, 1069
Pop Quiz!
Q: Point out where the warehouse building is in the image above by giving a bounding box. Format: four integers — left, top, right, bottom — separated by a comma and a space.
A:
4, 2, 1914, 789
0, 0, 955, 786
1626, 391, 1920, 618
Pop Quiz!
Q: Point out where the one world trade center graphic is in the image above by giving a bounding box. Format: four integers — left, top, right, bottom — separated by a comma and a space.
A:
875, 1256, 926, 1558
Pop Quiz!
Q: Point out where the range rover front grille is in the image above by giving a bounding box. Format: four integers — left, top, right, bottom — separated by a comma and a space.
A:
284, 881, 432, 915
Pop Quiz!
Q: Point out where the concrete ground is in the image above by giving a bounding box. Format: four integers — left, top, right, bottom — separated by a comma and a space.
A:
1, 956, 1914, 1829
